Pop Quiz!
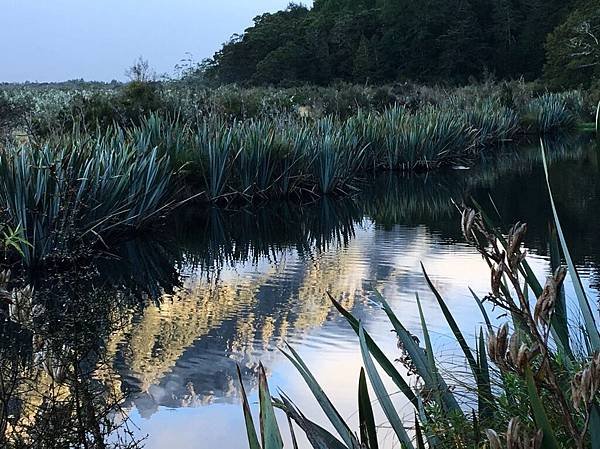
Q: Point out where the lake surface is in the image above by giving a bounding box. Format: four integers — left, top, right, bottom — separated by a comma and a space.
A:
4, 135, 600, 448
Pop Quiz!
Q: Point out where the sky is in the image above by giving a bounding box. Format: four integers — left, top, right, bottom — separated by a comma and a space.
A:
0, 0, 311, 83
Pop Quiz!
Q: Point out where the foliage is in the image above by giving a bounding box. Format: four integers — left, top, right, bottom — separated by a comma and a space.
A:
0, 132, 173, 266
544, 0, 600, 89
525, 93, 581, 133
0, 82, 589, 267
200, 0, 578, 86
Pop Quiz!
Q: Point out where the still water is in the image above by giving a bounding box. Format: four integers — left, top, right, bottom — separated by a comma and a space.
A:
5, 136, 600, 448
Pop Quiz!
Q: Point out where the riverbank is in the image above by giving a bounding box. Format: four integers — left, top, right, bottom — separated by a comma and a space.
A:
0, 82, 595, 268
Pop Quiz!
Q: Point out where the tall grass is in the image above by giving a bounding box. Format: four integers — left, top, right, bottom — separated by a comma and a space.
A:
0, 133, 173, 265
194, 118, 237, 200
526, 93, 579, 133
460, 100, 520, 146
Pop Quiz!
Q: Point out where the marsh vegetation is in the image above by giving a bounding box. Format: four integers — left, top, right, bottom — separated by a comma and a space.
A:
1, 1, 599, 447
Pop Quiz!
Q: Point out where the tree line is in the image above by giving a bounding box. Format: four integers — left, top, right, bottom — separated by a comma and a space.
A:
199, 0, 599, 88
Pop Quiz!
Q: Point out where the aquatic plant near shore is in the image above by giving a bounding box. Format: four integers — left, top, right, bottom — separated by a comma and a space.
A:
195, 118, 237, 200
0, 135, 173, 265
311, 117, 366, 194
461, 101, 521, 147
396, 106, 476, 169
526, 93, 579, 133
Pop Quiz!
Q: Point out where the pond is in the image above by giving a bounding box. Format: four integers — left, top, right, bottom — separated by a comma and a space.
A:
2, 135, 600, 448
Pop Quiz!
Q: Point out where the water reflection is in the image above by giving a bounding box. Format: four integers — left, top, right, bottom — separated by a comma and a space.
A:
2, 134, 599, 448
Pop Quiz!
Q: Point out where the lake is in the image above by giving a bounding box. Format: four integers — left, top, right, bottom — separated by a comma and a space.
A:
4, 135, 600, 448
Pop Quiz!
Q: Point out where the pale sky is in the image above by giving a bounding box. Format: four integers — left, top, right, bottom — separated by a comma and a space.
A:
0, 1, 312, 83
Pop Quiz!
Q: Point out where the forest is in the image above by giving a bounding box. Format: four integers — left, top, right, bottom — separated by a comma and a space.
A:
200, 0, 600, 88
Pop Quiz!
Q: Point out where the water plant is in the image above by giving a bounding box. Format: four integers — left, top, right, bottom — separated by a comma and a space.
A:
460, 100, 520, 147
310, 117, 367, 194
526, 93, 578, 133
0, 133, 173, 266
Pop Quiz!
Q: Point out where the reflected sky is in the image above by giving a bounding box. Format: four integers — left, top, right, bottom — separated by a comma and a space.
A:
107, 137, 600, 448
0, 0, 312, 82
120, 227, 582, 449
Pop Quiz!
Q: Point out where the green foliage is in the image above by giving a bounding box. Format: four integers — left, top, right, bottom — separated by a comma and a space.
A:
0, 133, 173, 266
544, 0, 600, 89
526, 93, 580, 133
201, 0, 579, 86
0, 83, 588, 267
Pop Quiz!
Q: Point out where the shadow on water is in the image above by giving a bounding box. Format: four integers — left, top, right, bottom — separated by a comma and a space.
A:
1, 133, 599, 447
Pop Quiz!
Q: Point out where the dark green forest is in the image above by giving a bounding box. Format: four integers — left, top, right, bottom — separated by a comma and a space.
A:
200, 0, 600, 88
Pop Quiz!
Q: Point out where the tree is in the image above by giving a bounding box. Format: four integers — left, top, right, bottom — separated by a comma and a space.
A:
125, 57, 155, 82
198, 0, 584, 86
352, 35, 372, 84
545, 0, 600, 88
438, 0, 488, 82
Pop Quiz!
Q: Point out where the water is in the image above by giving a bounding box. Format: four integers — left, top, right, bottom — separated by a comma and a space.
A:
3, 136, 600, 448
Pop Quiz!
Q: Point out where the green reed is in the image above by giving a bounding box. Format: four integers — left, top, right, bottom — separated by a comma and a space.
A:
0, 132, 173, 265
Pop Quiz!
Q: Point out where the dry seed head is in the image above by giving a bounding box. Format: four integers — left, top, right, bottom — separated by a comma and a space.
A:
534, 267, 566, 326
572, 352, 600, 411
497, 323, 509, 356
491, 262, 505, 297
506, 417, 521, 449
516, 344, 529, 371
461, 208, 477, 242
504, 417, 543, 449
507, 223, 527, 270
487, 332, 499, 361
508, 332, 520, 365
487, 324, 510, 368
486, 429, 503, 449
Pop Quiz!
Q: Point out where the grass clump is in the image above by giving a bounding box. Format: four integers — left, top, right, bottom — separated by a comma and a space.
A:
0, 132, 173, 266
525, 92, 582, 133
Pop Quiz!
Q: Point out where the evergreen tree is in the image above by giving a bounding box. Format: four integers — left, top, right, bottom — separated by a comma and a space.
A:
352, 35, 372, 84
